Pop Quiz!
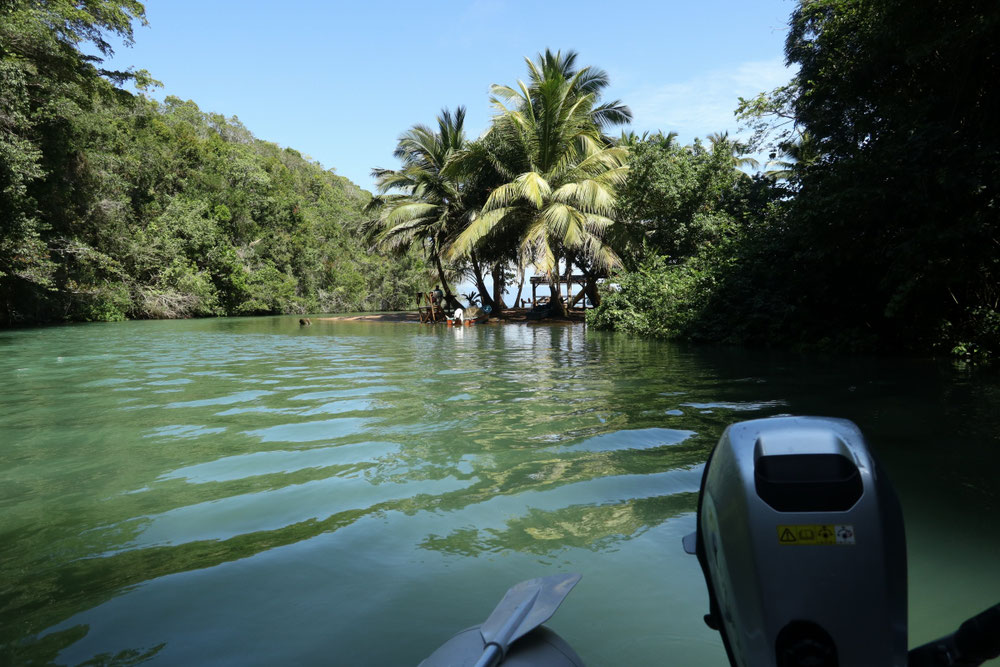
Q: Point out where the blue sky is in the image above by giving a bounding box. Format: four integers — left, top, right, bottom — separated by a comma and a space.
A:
106, 0, 796, 193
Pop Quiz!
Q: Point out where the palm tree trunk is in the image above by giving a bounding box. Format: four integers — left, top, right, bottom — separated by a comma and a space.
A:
513, 265, 525, 309
565, 253, 575, 308
578, 263, 602, 307
491, 263, 506, 316
585, 279, 601, 307
433, 249, 460, 312
547, 251, 566, 316
470, 251, 495, 310
547, 271, 566, 316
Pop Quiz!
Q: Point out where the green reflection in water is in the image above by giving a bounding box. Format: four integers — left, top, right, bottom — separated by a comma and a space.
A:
422, 493, 698, 557
0, 317, 998, 665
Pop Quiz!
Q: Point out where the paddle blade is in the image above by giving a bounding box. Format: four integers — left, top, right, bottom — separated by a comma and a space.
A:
479, 573, 582, 649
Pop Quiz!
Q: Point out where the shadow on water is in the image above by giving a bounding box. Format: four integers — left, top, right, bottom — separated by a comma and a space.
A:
1, 317, 997, 664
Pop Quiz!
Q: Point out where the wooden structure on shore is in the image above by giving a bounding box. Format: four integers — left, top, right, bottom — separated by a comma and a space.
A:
416, 291, 447, 323
527, 274, 591, 308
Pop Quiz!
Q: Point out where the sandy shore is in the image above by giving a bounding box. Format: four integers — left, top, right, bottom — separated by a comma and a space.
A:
313, 308, 585, 324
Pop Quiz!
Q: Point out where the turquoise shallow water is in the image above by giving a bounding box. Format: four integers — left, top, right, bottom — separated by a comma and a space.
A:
1, 317, 998, 665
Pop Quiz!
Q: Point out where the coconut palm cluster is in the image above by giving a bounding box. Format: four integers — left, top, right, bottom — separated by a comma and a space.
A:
363, 50, 632, 316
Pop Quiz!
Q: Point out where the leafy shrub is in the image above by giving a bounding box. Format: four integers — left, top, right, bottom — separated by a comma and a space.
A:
946, 307, 1000, 363
588, 254, 703, 338
70, 281, 132, 322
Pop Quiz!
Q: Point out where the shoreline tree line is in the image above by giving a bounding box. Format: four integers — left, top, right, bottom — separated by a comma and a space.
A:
595, 0, 998, 362
3, 0, 996, 361
369, 0, 998, 361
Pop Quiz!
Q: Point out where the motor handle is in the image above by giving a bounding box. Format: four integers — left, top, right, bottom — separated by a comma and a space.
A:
908, 603, 1000, 667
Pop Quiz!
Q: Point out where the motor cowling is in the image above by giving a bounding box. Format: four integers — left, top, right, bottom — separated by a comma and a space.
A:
686, 417, 908, 667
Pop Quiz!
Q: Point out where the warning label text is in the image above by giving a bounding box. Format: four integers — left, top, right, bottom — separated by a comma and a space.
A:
776, 524, 855, 545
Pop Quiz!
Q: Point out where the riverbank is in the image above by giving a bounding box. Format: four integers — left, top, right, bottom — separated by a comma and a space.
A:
315, 308, 587, 324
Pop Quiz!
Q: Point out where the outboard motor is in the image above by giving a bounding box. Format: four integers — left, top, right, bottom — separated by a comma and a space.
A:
422, 417, 999, 666
684, 416, 908, 666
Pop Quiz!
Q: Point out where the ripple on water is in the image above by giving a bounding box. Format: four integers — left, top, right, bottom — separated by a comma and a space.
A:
289, 386, 398, 401
215, 406, 298, 416
553, 427, 696, 453
115, 474, 471, 550
159, 441, 403, 483
310, 370, 385, 380
419, 467, 704, 540
166, 390, 275, 409
80, 378, 137, 387
144, 425, 227, 439
244, 417, 374, 443
679, 400, 789, 411
298, 398, 378, 416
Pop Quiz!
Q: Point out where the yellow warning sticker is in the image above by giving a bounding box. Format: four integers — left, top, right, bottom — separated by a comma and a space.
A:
777, 524, 855, 545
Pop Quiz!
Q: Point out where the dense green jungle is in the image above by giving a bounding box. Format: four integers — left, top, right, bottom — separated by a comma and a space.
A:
0, 1, 430, 325
2, 0, 998, 361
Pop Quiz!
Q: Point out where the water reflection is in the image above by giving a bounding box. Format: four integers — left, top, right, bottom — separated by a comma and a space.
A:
421, 493, 699, 557
0, 318, 997, 664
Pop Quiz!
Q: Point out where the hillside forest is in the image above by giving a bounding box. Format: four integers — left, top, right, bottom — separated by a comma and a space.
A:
1, 1, 429, 325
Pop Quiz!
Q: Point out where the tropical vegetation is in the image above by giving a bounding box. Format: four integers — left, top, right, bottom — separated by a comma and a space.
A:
590, 0, 999, 361
0, 0, 428, 326
447, 51, 631, 316
3, 0, 997, 362
366, 50, 632, 317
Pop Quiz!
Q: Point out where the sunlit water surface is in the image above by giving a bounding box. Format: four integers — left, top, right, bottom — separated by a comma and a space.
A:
1, 317, 998, 665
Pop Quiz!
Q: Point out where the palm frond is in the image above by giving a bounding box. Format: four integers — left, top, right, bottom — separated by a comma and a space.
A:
521, 218, 556, 273
541, 202, 585, 248
578, 234, 623, 272
591, 165, 630, 188
515, 171, 551, 209
449, 205, 515, 259
383, 201, 439, 227
553, 179, 616, 215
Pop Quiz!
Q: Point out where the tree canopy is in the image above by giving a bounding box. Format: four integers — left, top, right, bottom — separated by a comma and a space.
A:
6, 0, 996, 362
364, 107, 471, 311
0, 1, 429, 325
443, 50, 631, 313
591, 0, 1000, 361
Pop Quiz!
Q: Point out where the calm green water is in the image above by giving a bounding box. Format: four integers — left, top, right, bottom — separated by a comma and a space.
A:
1, 317, 998, 666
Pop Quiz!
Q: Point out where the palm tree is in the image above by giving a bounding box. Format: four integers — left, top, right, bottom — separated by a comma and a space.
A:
363, 107, 469, 310
707, 131, 760, 175
522, 49, 632, 132
448, 51, 631, 315
764, 131, 819, 182
617, 130, 678, 149
439, 129, 525, 313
